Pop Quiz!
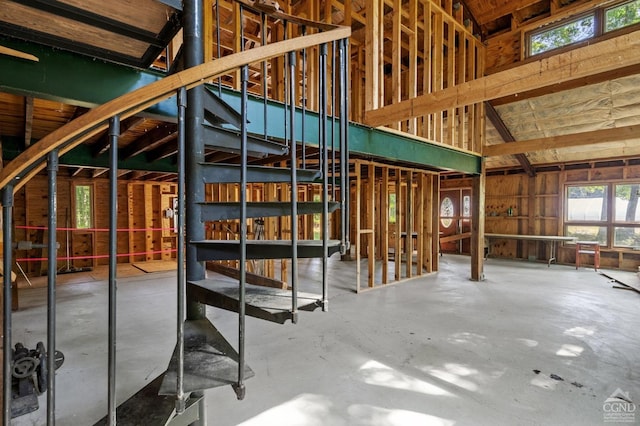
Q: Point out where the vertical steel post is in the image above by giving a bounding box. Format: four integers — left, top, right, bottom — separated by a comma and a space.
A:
301, 26, 307, 169
319, 43, 329, 310
216, 0, 222, 96
184, 0, 206, 421
47, 150, 58, 425
2, 185, 13, 426
339, 38, 349, 253
184, 0, 206, 321
331, 41, 337, 201
107, 116, 119, 426
289, 49, 299, 322
234, 64, 249, 401
261, 12, 268, 140
176, 87, 187, 413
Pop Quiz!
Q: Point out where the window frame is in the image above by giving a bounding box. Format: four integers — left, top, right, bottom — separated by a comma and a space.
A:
526, 0, 640, 58
527, 11, 598, 57
72, 182, 95, 230
564, 181, 640, 249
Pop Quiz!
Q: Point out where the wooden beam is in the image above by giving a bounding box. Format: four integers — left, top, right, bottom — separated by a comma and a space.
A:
0, 44, 38, 62
483, 124, 640, 157
207, 263, 286, 289
364, 30, 640, 127
23, 96, 33, 148
484, 101, 535, 177
472, 0, 541, 25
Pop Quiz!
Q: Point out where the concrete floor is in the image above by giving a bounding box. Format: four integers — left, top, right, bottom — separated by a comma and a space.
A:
10, 255, 640, 425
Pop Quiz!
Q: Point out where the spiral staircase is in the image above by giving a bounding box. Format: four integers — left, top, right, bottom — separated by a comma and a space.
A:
0, 1, 350, 424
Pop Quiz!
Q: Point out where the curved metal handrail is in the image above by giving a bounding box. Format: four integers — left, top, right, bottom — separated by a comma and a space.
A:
0, 24, 350, 192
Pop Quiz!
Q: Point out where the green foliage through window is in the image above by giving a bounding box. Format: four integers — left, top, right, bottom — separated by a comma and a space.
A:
75, 185, 93, 229
389, 194, 396, 224
530, 15, 595, 56
605, 0, 640, 32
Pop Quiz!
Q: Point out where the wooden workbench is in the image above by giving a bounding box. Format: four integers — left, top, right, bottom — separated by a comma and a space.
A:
485, 233, 576, 266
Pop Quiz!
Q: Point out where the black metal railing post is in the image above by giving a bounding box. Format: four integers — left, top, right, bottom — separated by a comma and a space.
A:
339, 38, 350, 254
107, 116, 119, 426
2, 185, 14, 426
288, 49, 299, 322
47, 150, 59, 425
176, 87, 187, 413
234, 64, 249, 401
319, 43, 329, 310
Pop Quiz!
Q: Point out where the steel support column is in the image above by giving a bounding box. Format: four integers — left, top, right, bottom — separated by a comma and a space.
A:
184, 0, 206, 423
47, 150, 58, 425
184, 0, 206, 321
107, 116, 119, 426
2, 186, 14, 426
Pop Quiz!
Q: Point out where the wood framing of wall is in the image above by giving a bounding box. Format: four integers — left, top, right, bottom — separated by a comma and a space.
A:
352, 159, 438, 292
12, 176, 177, 275
445, 161, 640, 271
362, 0, 485, 153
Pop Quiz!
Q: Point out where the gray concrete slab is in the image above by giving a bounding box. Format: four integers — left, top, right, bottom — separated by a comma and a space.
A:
10, 255, 640, 425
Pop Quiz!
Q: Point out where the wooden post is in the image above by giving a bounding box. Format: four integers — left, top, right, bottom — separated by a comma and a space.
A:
355, 161, 362, 292
381, 166, 389, 284
432, 174, 440, 271
395, 170, 402, 281
365, 0, 382, 111
471, 160, 486, 281
367, 163, 375, 287
405, 171, 413, 278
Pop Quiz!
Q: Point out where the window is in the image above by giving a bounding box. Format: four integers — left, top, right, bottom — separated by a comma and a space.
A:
440, 196, 454, 228
613, 183, 640, 247
74, 184, 93, 229
528, 1, 640, 57
529, 14, 595, 56
565, 183, 640, 248
605, 0, 640, 32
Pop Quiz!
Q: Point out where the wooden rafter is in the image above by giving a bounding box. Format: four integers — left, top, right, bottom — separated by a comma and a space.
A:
484, 101, 535, 177
483, 124, 640, 157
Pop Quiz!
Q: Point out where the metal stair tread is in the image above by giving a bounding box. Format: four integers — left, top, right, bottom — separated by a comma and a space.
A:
93, 374, 201, 425
200, 163, 321, 183
159, 319, 254, 395
188, 280, 322, 324
202, 123, 288, 156
204, 87, 243, 128
200, 201, 339, 221
192, 239, 342, 261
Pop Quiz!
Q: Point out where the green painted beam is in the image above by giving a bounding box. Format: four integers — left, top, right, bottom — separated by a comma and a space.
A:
0, 37, 175, 118
1, 137, 176, 173
0, 37, 480, 174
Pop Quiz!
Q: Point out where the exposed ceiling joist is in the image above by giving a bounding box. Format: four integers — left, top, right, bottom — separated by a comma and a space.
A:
364, 30, 640, 126
483, 124, 640, 157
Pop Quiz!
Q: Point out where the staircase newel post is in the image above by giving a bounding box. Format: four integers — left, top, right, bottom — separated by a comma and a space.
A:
176, 87, 187, 413
2, 185, 13, 426
47, 149, 59, 425
288, 49, 299, 323
107, 115, 119, 426
184, 0, 206, 422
